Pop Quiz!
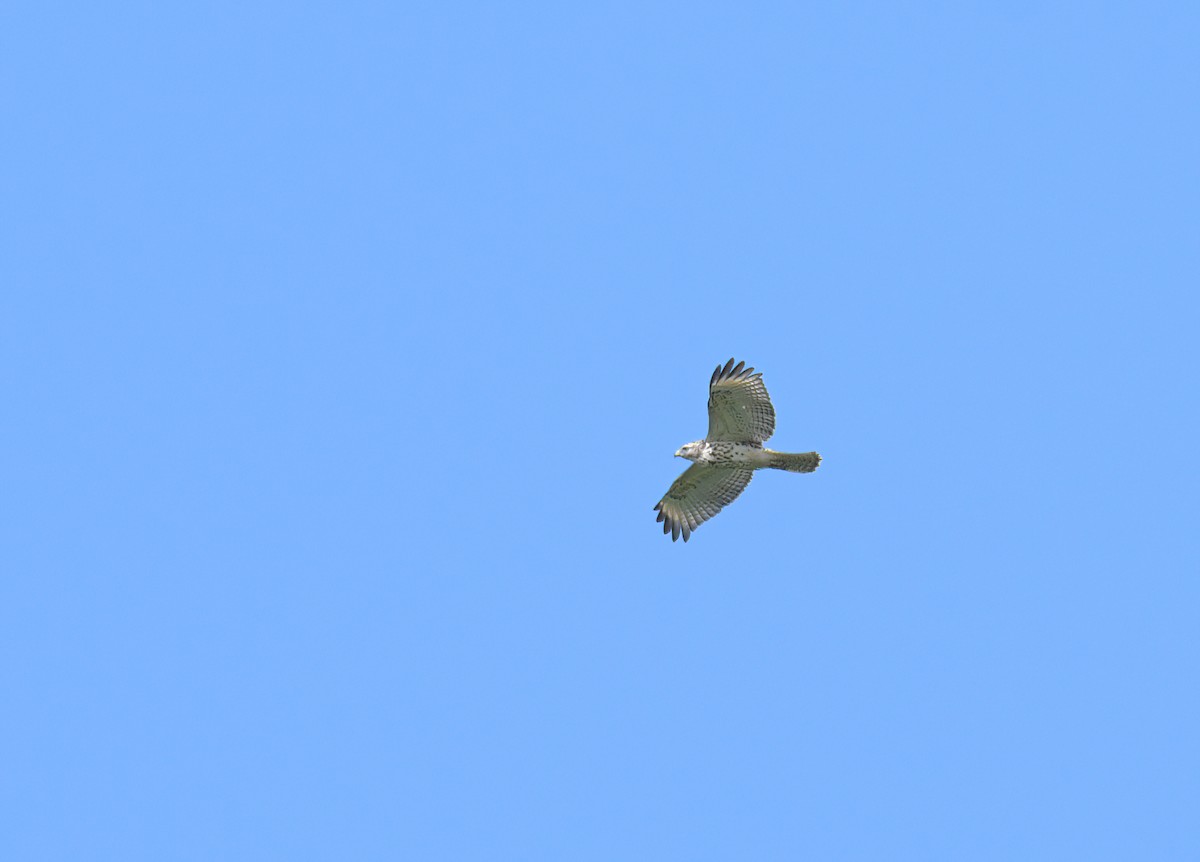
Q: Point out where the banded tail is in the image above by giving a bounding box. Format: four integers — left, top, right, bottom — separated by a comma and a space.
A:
765, 450, 821, 473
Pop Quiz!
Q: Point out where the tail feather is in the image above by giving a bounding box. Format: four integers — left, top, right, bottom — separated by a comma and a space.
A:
766, 450, 821, 473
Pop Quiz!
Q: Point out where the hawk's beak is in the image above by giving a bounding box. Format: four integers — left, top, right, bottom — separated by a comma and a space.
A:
674, 449, 683, 457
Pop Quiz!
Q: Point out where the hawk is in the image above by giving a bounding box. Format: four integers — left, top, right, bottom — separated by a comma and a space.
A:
654, 358, 821, 542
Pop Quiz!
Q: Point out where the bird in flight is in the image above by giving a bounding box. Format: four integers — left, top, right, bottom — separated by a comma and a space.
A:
654, 358, 821, 542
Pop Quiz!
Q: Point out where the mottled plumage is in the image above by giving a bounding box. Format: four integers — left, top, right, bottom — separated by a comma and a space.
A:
654, 358, 821, 542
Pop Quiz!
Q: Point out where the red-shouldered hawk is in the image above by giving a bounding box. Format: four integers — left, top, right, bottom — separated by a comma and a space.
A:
654, 359, 821, 542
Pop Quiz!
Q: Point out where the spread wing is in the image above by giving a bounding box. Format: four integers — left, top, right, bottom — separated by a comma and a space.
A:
653, 464, 754, 542
706, 358, 776, 443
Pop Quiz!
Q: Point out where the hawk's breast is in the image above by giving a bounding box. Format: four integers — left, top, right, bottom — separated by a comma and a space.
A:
704, 441, 762, 465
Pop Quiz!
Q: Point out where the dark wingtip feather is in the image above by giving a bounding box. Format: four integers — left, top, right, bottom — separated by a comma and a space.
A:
721, 357, 735, 377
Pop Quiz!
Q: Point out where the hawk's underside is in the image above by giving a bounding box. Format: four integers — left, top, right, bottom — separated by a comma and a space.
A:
654, 358, 821, 542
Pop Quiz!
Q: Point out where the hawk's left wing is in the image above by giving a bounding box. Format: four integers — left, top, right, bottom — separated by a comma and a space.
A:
654, 463, 754, 542
706, 358, 776, 443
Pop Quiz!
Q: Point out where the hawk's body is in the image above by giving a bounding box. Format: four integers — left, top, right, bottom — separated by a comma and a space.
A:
683, 441, 776, 467
654, 359, 821, 542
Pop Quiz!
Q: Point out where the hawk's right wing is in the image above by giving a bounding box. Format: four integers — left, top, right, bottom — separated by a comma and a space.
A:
653, 463, 754, 542
707, 358, 776, 443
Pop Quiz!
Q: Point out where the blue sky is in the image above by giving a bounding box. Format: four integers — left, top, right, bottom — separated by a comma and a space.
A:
3, 2, 1198, 859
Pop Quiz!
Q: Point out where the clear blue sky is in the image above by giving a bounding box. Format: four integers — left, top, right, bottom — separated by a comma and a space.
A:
3, 3, 1198, 859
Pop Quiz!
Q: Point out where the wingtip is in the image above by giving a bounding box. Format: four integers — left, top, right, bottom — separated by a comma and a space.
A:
714, 357, 762, 383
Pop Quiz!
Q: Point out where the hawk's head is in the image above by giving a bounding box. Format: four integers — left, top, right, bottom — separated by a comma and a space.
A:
675, 441, 705, 462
